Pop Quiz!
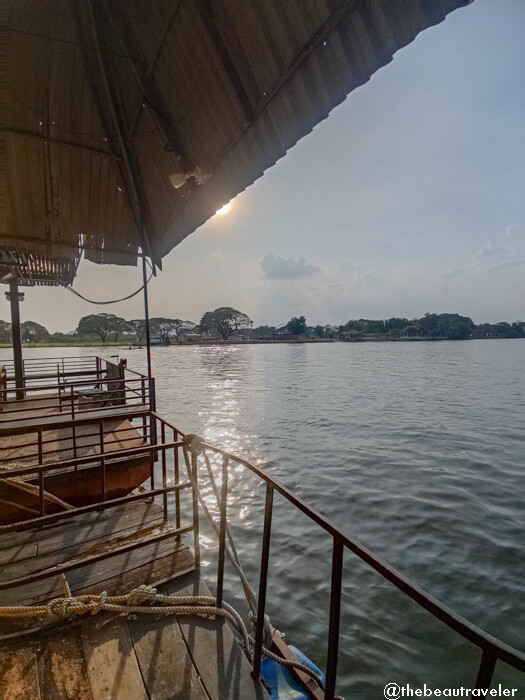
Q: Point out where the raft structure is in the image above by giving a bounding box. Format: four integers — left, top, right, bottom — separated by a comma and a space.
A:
4, 0, 525, 696
0, 357, 524, 699
0, 357, 270, 700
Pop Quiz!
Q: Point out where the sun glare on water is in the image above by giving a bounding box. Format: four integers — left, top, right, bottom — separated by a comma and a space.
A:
215, 202, 231, 216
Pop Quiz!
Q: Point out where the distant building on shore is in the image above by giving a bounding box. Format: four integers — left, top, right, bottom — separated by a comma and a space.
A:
271, 332, 299, 341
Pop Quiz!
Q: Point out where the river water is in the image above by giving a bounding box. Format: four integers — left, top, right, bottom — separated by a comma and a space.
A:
10, 341, 525, 697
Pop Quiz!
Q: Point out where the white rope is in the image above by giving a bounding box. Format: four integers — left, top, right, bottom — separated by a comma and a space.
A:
179, 435, 346, 696
0, 586, 343, 698
181, 436, 259, 616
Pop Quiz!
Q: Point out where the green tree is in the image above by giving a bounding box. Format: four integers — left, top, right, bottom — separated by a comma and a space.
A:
252, 325, 274, 339
286, 316, 307, 336
199, 307, 252, 340
0, 321, 11, 343
77, 314, 122, 343
128, 319, 147, 344
170, 319, 196, 341
21, 321, 49, 342
110, 317, 127, 342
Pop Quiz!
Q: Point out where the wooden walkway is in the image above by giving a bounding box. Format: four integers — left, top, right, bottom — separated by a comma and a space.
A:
0, 500, 269, 699
0, 501, 193, 607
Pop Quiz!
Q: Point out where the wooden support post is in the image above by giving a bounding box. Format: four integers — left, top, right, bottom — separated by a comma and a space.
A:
8, 279, 24, 400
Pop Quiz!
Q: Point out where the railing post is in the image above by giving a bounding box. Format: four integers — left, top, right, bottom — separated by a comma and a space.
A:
150, 415, 156, 490
70, 385, 75, 419
37, 428, 43, 465
99, 419, 104, 455
252, 483, 274, 681
191, 450, 200, 570
216, 454, 229, 608
72, 423, 77, 459
325, 537, 344, 700
475, 651, 496, 690
174, 429, 180, 529
161, 422, 167, 519
9, 278, 25, 401
149, 378, 157, 445
101, 454, 107, 501
39, 470, 44, 516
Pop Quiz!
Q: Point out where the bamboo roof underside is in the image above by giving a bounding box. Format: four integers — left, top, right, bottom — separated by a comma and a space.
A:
4, 0, 473, 285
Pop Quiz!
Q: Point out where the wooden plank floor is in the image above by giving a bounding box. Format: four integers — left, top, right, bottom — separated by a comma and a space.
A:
0, 393, 62, 421
0, 573, 269, 700
0, 500, 194, 608
0, 502, 270, 699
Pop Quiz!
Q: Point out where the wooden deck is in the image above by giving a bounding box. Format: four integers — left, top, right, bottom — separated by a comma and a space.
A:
0, 500, 193, 607
0, 500, 269, 700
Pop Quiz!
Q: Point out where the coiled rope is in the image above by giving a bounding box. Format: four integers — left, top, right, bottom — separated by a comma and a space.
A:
0, 582, 332, 692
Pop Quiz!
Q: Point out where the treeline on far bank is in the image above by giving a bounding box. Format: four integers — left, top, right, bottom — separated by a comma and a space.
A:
0, 310, 524, 345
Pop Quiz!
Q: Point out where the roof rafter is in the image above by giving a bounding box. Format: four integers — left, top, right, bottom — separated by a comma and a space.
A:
72, 0, 160, 268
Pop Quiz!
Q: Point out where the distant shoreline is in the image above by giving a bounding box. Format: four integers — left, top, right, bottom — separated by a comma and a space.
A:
0, 337, 523, 349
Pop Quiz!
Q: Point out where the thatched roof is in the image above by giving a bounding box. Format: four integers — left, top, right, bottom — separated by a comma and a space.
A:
3, 0, 472, 285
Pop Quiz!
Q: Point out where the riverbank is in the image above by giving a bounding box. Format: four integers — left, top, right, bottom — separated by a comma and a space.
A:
0, 336, 522, 349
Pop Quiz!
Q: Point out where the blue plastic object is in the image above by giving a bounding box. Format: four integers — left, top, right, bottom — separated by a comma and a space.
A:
260, 645, 325, 700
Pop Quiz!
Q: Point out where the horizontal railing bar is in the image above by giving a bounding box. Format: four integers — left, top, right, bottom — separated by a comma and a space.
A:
0, 440, 183, 479
150, 414, 525, 674
0, 435, 153, 465
0, 522, 194, 590
0, 407, 150, 433
0, 398, 149, 416
2, 376, 148, 396
0, 425, 149, 454
0, 481, 192, 535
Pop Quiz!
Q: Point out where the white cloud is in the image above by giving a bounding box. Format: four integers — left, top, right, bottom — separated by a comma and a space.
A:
260, 253, 318, 279
442, 261, 476, 279
505, 223, 525, 238
211, 248, 224, 260
485, 256, 525, 273
473, 240, 510, 261
443, 237, 520, 279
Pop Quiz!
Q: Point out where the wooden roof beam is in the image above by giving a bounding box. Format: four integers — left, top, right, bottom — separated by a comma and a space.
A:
74, 0, 160, 268
3, 128, 121, 160
99, 3, 191, 172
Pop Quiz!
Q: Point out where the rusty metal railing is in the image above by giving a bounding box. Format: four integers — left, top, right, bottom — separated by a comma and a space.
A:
0, 375, 153, 425
151, 413, 525, 699
0, 355, 103, 388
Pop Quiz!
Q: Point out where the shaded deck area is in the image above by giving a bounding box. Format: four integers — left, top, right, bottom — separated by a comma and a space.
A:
0, 501, 268, 699
0, 501, 193, 607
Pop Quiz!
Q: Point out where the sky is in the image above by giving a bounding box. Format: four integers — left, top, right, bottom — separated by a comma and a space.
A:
3, 0, 525, 332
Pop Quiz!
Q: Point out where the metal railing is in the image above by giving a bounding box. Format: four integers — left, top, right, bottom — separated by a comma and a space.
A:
0, 416, 150, 469
0, 375, 153, 425
149, 414, 525, 699
0, 355, 104, 388
1, 406, 523, 696
0, 436, 196, 594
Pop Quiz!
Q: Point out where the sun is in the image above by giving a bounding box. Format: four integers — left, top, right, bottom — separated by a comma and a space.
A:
215, 202, 231, 216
